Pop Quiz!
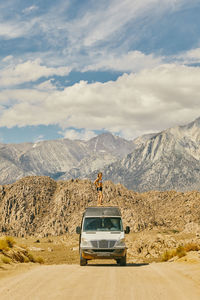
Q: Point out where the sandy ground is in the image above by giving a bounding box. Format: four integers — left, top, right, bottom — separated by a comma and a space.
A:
0, 262, 200, 300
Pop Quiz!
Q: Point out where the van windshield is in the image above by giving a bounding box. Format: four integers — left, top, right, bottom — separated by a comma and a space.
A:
83, 217, 123, 232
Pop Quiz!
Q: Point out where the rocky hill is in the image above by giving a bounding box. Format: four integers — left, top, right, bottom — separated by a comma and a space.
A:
101, 117, 200, 191
0, 176, 200, 237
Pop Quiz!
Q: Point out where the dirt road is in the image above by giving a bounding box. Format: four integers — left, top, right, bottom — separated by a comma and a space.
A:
0, 262, 200, 300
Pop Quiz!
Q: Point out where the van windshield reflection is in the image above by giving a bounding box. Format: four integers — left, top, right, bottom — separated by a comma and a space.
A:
83, 217, 123, 232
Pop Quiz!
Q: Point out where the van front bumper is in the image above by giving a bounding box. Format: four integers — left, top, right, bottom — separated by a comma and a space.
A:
81, 248, 126, 260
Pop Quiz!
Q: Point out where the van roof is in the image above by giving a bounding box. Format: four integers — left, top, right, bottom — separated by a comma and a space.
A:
84, 206, 121, 217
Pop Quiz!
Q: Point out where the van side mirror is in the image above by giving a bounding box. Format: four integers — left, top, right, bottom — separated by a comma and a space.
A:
76, 226, 81, 234
125, 226, 130, 234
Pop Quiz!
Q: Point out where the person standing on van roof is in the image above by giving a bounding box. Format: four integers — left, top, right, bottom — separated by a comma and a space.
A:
94, 172, 103, 206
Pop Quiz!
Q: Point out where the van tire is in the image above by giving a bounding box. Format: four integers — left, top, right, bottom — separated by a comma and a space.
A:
80, 251, 87, 266
116, 259, 120, 264
120, 255, 126, 266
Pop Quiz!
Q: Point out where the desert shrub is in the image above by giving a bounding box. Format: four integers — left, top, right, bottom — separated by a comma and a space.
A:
0, 236, 16, 252
184, 243, 200, 252
162, 250, 176, 262
176, 245, 186, 258
162, 251, 170, 262
27, 253, 36, 263
12, 251, 29, 263
24, 256, 30, 263
171, 229, 180, 234
1, 255, 11, 264
5, 236, 16, 248
0, 239, 9, 251
36, 256, 45, 264
162, 245, 187, 261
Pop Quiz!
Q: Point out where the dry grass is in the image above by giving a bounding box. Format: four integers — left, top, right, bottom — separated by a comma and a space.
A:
184, 243, 200, 252
5, 236, 16, 248
162, 243, 200, 262
176, 245, 186, 258
0, 236, 16, 251
0, 239, 9, 252
1, 255, 11, 264
0, 236, 45, 265
14, 234, 80, 265
162, 249, 177, 262
35, 256, 45, 264
26, 253, 36, 263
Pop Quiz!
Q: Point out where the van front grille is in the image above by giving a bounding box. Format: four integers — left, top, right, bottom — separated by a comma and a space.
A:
91, 240, 116, 249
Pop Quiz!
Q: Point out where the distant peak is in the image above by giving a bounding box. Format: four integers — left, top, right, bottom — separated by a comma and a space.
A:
91, 132, 115, 140
194, 116, 200, 124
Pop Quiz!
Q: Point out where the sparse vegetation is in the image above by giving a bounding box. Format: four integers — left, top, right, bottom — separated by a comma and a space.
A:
0, 239, 9, 252
0, 236, 45, 265
26, 253, 36, 263
5, 236, 16, 248
184, 243, 200, 252
14, 235, 80, 265
36, 256, 44, 264
162, 250, 176, 262
162, 242, 200, 262
176, 245, 186, 258
1, 255, 11, 264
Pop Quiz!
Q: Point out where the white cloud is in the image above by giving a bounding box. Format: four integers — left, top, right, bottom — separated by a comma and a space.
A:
0, 0, 191, 75
23, 5, 38, 14
62, 129, 97, 140
0, 22, 26, 39
2, 55, 13, 62
0, 59, 71, 87
0, 64, 199, 138
65, 0, 185, 49
36, 79, 57, 91
84, 51, 163, 72
40, 0, 187, 72
175, 48, 200, 65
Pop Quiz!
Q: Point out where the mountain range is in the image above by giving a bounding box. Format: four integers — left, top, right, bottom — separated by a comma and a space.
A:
0, 132, 135, 184
0, 117, 200, 191
102, 117, 200, 191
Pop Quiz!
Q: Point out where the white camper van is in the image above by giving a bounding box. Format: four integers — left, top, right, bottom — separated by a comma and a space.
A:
76, 206, 130, 266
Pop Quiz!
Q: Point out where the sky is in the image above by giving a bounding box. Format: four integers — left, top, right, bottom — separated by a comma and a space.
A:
0, 0, 200, 143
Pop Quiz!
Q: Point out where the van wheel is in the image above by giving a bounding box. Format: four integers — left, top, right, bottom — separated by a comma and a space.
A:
116, 259, 120, 264
80, 251, 87, 266
120, 255, 126, 266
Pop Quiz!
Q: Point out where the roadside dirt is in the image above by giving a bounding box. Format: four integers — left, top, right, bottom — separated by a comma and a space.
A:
0, 262, 200, 300
0, 263, 37, 280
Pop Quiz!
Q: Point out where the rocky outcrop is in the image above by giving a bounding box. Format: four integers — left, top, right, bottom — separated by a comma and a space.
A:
0, 176, 200, 237
127, 232, 200, 262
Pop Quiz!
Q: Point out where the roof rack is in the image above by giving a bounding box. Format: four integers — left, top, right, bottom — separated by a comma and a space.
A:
84, 206, 121, 217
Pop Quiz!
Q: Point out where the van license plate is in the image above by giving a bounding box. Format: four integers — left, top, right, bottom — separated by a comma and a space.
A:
97, 253, 110, 256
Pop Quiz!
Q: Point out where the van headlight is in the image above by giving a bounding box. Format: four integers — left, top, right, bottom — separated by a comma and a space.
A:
81, 238, 91, 247
115, 238, 125, 247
